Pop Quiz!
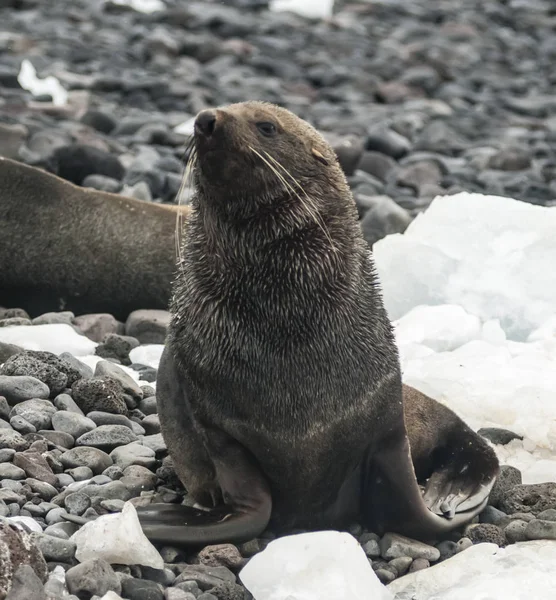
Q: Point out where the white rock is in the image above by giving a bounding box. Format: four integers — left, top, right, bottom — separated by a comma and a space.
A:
6, 516, 43, 533
374, 193, 556, 341
394, 304, 481, 352
70, 502, 163, 569
129, 344, 164, 370
528, 315, 556, 342
17, 59, 68, 106
0, 324, 96, 356
99, 593, 125, 600
270, 0, 334, 19
110, 0, 165, 13
389, 541, 556, 599
240, 531, 393, 600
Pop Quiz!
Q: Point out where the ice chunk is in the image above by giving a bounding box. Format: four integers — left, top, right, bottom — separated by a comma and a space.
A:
388, 541, 556, 599
270, 0, 334, 20
70, 502, 164, 569
110, 0, 165, 13
240, 530, 393, 600
173, 117, 195, 136
0, 324, 96, 356
17, 59, 68, 106
394, 304, 481, 353
374, 193, 556, 341
528, 316, 556, 342
401, 338, 556, 452
129, 344, 164, 370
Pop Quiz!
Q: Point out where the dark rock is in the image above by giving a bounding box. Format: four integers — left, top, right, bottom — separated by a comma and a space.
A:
71, 377, 128, 415
0, 430, 29, 452
504, 520, 528, 543
499, 483, 556, 516
73, 314, 125, 343
51, 411, 96, 439
356, 151, 397, 183
487, 147, 532, 171
0, 376, 49, 405
489, 465, 522, 508
95, 333, 139, 365
479, 505, 509, 527
359, 195, 412, 247
121, 577, 164, 600
466, 523, 506, 546
33, 532, 76, 562
198, 544, 243, 570
66, 558, 122, 597
0, 343, 22, 365
10, 399, 56, 430
80, 109, 118, 134
174, 565, 236, 590
3, 564, 46, 600
0, 123, 27, 160
93, 361, 143, 400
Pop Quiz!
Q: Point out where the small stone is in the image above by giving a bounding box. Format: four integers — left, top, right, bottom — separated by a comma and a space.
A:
499, 483, 556, 515
110, 440, 157, 471
10, 415, 36, 434
72, 377, 128, 415
487, 147, 532, 171
95, 335, 139, 366
0, 463, 26, 480
0, 343, 23, 365
59, 353, 94, 380
388, 556, 412, 576
60, 447, 113, 474
3, 564, 47, 600
100, 499, 125, 512
33, 532, 76, 562
174, 565, 236, 590
525, 519, 556, 541
126, 310, 170, 344
51, 144, 125, 185
362, 538, 381, 558
0, 376, 49, 404
73, 314, 124, 343
66, 558, 122, 597
65, 492, 91, 515
53, 394, 84, 415
82, 174, 122, 193
198, 544, 243, 569
67, 466, 94, 481
379, 532, 440, 561
537, 509, 556, 522
478, 427, 523, 445
13, 451, 58, 486
32, 312, 74, 326
359, 195, 412, 247
408, 558, 430, 573
76, 424, 138, 451
165, 589, 196, 600
10, 398, 57, 430
480, 505, 509, 527
466, 523, 506, 546
38, 431, 74, 448
52, 411, 97, 439
0, 397, 9, 420
44, 521, 79, 540
120, 465, 157, 495
87, 411, 137, 431
142, 434, 167, 454
103, 465, 124, 481
489, 465, 522, 508
121, 577, 164, 600
505, 520, 528, 543
26, 479, 58, 500
436, 540, 458, 561
238, 539, 260, 558
374, 568, 396, 584
142, 414, 161, 435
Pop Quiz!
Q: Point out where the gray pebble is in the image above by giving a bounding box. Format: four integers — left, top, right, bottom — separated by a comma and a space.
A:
44, 521, 79, 539
59, 352, 94, 379
100, 498, 125, 512
456, 537, 473, 553
94, 361, 143, 400
409, 558, 430, 572
389, 556, 412, 576
126, 309, 170, 344
67, 466, 94, 481
489, 465, 522, 508
142, 433, 167, 454
10, 415, 36, 434
0, 396, 10, 420
66, 558, 122, 597
38, 430, 75, 448
165, 590, 197, 600
142, 414, 161, 434
436, 540, 458, 561
33, 532, 77, 562
537, 509, 556, 522
52, 411, 97, 438
480, 505, 509, 527
76, 424, 138, 451
57, 473, 75, 488
0, 448, 16, 462
10, 399, 56, 430
0, 463, 26, 479
46, 507, 70, 525
525, 519, 556, 540
174, 565, 236, 590
60, 447, 113, 474
110, 443, 156, 470
138, 396, 157, 415
362, 538, 381, 558
379, 533, 440, 561
0, 429, 29, 451
87, 410, 137, 430
3, 564, 47, 600
103, 465, 124, 480
505, 519, 528, 543
65, 492, 92, 515
0, 375, 50, 404
26, 479, 58, 500
374, 568, 397, 584
54, 393, 84, 415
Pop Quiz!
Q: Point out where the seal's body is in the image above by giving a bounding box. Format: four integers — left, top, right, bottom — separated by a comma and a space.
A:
137, 102, 499, 545
0, 157, 189, 320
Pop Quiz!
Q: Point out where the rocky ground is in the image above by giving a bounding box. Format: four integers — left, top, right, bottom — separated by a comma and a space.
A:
1, 310, 556, 600
1, 0, 556, 598
1, 0, 555, 249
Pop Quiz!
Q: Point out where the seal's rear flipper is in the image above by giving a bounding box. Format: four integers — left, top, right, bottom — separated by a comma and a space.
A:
363, 425, 497, 541
137, 500, 271, 546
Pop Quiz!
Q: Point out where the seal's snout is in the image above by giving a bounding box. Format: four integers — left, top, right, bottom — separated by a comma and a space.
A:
195, 110, 217, 137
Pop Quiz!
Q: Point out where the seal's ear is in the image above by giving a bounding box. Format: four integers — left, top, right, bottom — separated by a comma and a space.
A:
311, 147, 329, 166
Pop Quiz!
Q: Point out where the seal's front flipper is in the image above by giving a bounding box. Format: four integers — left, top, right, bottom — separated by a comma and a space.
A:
137, 429, 272, 547
137, 500, 270, 546
363, 427, 493, 541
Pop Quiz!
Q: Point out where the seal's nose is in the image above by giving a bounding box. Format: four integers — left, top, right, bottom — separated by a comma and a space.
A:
195, 110, 217, 137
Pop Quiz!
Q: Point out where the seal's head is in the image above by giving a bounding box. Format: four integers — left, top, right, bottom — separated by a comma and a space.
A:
190, 101, 348, 216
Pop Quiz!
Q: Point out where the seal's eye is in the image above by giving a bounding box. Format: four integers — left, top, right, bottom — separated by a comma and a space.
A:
256, 122, 277, 137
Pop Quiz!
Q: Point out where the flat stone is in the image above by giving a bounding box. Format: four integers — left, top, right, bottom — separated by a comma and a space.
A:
126, 310, 170, 344
94, 361, 143, 399
0, 376, 49, 405
0, 463, 26, 480
110, 443, 156, 470
33, 532, 77, 562
380, 533, 440, 562
525, 519, 556, 541
76, 425, 138, 451
66, 558, 122, 597
52, 411, 97, 438
10, 399, 57, 430
60, 447, 113, 474
13, 451, 58, 487
499, 483, 556, 515
174, 565, 236, 590
505, 520, 528, 543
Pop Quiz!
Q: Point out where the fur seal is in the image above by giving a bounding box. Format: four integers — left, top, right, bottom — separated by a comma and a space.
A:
134, 101, 499, 545
0, 157, 190, 320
